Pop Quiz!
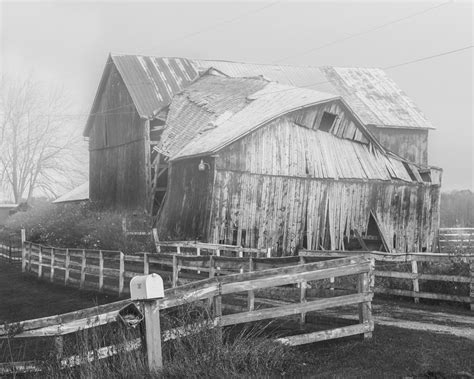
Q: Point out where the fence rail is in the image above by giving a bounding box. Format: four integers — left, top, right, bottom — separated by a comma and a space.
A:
438, 227, 474, 252
300, 250, 474, 310
1, 255, 374, 374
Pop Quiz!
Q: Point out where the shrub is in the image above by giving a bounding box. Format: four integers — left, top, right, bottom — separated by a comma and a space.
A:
1, 201, 153, 253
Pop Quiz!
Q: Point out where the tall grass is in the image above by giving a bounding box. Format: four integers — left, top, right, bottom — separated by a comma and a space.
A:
3, 303, 297, 378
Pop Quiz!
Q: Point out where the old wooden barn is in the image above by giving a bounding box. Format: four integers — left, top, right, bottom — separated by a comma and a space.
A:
83, 54, 442, 254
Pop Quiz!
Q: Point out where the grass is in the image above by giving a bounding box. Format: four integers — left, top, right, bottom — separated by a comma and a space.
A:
0, 262, 473, 378
0, 263, 117, 323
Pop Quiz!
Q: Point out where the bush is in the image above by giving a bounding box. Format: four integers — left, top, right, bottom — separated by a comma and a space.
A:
0, 201, 153, 253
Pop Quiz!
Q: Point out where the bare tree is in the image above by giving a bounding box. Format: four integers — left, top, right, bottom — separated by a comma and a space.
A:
0, 75, 87, 203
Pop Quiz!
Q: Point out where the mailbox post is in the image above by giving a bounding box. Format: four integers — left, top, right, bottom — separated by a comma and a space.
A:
130, 273, 164, 372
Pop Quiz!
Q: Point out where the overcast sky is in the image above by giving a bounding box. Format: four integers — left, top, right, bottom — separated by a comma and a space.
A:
1, 0, 473, 193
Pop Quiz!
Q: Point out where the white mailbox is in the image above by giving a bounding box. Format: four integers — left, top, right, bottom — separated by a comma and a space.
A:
130, 273, 164, 301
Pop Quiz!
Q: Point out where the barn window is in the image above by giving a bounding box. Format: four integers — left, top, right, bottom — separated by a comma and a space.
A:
318, 112, 338, 132
418, 169, 431, 183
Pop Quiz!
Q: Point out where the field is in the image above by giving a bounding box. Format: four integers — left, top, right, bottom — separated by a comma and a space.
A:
0, 263, 472, 378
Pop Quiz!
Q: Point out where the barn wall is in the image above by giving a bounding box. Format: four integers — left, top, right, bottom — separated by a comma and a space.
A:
209, 115, 440, 254
88, 64, 147, 210
157, 157, 215, 240
207, 172, 440, 254
368, 126, 428, 165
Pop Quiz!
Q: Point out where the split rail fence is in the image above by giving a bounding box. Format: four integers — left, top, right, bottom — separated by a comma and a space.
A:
300, 250, 474, 310
1, 255, 374, 375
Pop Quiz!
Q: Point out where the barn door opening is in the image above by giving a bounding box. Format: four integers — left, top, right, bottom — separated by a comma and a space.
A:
362, 212, 389, 252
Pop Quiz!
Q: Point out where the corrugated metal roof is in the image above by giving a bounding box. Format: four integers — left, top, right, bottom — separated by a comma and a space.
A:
84, 54, 200, 135
53, 182, 89, 203
320, 67, 434, 129
168, 76, 340, 160
192, 60, 433, 129
85, 55, 433, 135
113, 55, 200, 118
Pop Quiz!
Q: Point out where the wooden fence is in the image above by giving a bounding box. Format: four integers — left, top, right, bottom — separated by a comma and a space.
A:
1, 255, 374, 374
300, 250, 474, 310
22, 241, 272, 296
438, 227, 474, 252
0, 242, 21, 264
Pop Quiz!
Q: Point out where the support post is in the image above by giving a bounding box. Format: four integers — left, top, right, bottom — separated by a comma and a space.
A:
143, 300, 163, 372
411, 259, 420, 304
238, 249, 244, 273
208, 255, 215, 308
299, 256, 307, 326
152, 228, 160, 253
80, 250, 86, 289
144, 253, 149, 275
50, 248, 55, 282
28, 242, 32, 271
469, 256, 474, 311
267, 247, 271, 258
38, 246, 43, 278
99, 250, 104, 291
118, 252, 125, 295
248, 257, 255, 311
21, 229, 26, 272
196, 247, 201, 274
357, 270, 373, 339
64, 249, 70, 285
172, 255, 178, 288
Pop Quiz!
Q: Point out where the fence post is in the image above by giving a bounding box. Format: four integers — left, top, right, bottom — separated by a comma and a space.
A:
176, 246, 181, 255
144, 253, 149, 275
118, 252, 124, 295
172, 255, 178, 288
38, 246, 43, 278
152, 228, 160, 253
9, 244, 12, 262
208, 256, 215, 308
470, 256, 474, 311
299, 256, 307, 326
411, 259, 420, 304
64, 248, 70, 285
248, 257, 255, 311
267, 247, 271, 258
28, 242, 32, 271
99, 250, 104, 291
80, 250, 86, 289
50, 248, 55, 282
143, 300, 163, 371
196, 247, 201, 274
21, 229, 26, 272
357, 268, 373, 339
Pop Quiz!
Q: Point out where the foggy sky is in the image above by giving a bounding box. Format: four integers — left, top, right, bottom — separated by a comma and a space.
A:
1, 0, 472, 194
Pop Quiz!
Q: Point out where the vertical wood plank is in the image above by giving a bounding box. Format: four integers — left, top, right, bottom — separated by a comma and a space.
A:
64, 248, 70, 285
196, 247, 201, 274
144, 253, 149, 275
357, 271, 373, 339
176, 246, 181, 255
50, 248, 55, 282
28, 242, 32, 272
172, 255, 178, 288
143, 300, 163, 371
80, 250, 86, 289
469, 257, 474, 311
411, 259, 420, 304
152, 228, 161, 253
21, 229, 26, 272
248, 257, 255, 311
119, 252, 125, 295
38, 246, 43, 278
299, 256, 307, 325
99, 250, 104, 291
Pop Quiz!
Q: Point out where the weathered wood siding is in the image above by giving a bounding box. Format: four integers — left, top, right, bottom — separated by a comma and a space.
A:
209, 112, 440, 253
88, 64, 147, 209
158, 104, 440, 253
368, 126, 428, 165
157, 157, 215, 240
